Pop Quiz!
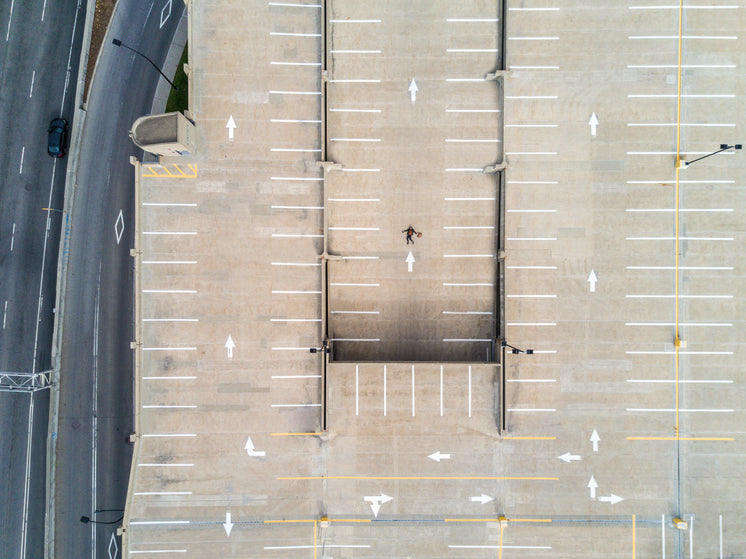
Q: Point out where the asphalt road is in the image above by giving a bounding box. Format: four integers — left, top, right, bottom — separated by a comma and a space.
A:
0, 0, 86, 557
53, 1, 185, 558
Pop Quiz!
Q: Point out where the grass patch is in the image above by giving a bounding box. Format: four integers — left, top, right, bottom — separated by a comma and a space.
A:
166, 42, 189, 113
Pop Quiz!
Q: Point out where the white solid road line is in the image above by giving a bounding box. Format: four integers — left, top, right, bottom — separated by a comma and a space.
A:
626, 236, 733, 241
272, 374, 322, 379
629, 35, 737, 40
627, 294, 732, 299
268, 2, 321, 7
628, 64, 735, 69
269, 31, 321, 37
627, 266, 732, 270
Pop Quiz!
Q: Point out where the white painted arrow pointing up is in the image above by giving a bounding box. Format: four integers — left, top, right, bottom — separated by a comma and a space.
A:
590, 429, 600, 452
225, 335, 235, 359
587, 269, 598, 293
428, 451, 451, 462
406, 251, 415, 272
589, 112, 599, 136
409, 79, 418, 102
226, 115, 236, 141
587, 475, 598, 500
244, 436, 265, 457
224, 511, 234, 536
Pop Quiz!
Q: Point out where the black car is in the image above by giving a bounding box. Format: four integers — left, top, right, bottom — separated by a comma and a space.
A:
47, 118, 67, 157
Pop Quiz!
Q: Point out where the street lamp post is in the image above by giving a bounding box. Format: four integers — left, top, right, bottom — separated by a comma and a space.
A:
678, 144, 741, 168
112, 38, 178, 91
80, 508, 124, 525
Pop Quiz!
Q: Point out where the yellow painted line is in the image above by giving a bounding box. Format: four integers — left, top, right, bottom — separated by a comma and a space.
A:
313, 520, 317, 559
445, 518, 552, 523
142, 164, 198, 178
632, 514, 636, 559
271, 432, 322, 436
278, 476, 558, 481
627, 436, 734, 441
503, 436, 556, 440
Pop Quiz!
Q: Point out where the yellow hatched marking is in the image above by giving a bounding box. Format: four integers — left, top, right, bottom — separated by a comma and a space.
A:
142, 163, 198, 178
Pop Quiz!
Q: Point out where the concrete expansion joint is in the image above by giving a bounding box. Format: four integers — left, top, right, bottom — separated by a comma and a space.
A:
484, 69, 511, 81
483, 162, 507, 174
316, 160, 342, 172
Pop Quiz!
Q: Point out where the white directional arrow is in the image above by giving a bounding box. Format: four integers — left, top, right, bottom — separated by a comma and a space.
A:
428, 451, 451, 462
223, 511, 234, 536
226, 115, 236, 141
406, 251, 415, 273
588, 112, 599, 136
598, 494, 624, 505
590, 429, 600, 452
558, 452, 582, 463
225, 335, 235, 359
587, 475, 598, 500
409, 79, 418, 102
587, 269, 598, 293
364, 494, 393, 518
470, 494, 494, 505
244, 436, 265, 457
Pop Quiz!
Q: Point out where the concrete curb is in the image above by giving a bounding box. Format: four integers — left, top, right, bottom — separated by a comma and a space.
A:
44, 0, 121, 556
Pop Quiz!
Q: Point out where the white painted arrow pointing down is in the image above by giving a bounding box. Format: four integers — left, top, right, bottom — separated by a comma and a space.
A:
223, 511, 234, 536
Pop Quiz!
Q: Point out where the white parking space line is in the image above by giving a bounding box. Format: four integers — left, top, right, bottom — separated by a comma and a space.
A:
264, 545, 371, 550
142, 289, 198, 293
270, 119, 322, 123
508, 36, 559, 41
629, 94, 735, 98
355, 365, 359, 416
628, 180, 734, 184
627, 408, 733, 413
443, 226, 494, 230
626, 236, 733, 241
271, 403, 322, 408
384, 365, 387, 416
269, 32, 321, 37
272, 290, 322, 294
627, 351, 733, 355
440, 366, 443, 417
507, 237, 557, 241
133, 491, 193, 495
629, 35, 737, 40
330, 108, 381, 113
507, 265, 557, 270
142, 318, 199, 322
442, 311, 492, 315
444, 338, 492, 342
142, 231, 197, 236
332, 310, 380, 314
343, 256, 380, 260
268, 2, 321, 7
627, 379, 733, 384
142, 203, 198, 207
447, 18, 499, 22
629, 4, 738, 9
626, 322, 731, 327
271, 61, 321, 66
446, 109, 500, 113
626, 208, 733, 213
129, 521, 190, 526
272, 346, 317, 351
332, 338, 380, 341
446, 78, 487, 82
445, 168, 484, 172
509, 6, 560, 11
468, 365, 472, 417
628, 64, 736, 69
270, 318, 322, 322
626, 266, 733, 271
628, 122, 735, 127
270, 90, 322, 95
142, 261, 197, 265
450, 545, 552, 550
507, 294, 556, 298
411, 365, 415, 417
271, 205, 324, 210
330, 50, 381, 54
142, 405, 197, 409
272, 374, 321, 378
627, 294, 732, 299
510, 65, 560, 70
447, 48, 499, 53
